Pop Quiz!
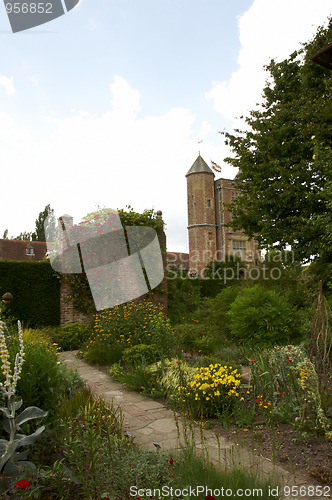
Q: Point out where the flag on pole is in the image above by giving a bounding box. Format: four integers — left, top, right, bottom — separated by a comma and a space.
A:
211, 161, 222, 173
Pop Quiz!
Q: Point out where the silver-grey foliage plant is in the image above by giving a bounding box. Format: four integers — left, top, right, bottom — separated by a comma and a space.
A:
0, 320, 47, 480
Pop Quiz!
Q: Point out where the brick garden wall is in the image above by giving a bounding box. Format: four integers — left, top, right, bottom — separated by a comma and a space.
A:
60, 226, 168, 324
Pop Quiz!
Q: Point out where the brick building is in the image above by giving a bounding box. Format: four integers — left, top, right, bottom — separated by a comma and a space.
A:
186, 154, 260, 275
0, 239, 47, 261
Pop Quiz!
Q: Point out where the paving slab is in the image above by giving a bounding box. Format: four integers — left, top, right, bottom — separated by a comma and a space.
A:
58, 351, 323, 500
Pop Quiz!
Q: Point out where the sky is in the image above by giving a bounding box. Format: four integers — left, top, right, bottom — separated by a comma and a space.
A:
0, 0, 331, 253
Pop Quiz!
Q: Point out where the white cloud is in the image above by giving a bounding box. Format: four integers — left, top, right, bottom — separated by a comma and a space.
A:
0, 75, 15, 96
206, 0, 332, 123
0, 76, 201, 251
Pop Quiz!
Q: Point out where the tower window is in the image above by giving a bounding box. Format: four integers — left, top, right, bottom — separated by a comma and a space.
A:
232, 240, 246, 258
207, 199, 211, 207
231, 191, 241, 201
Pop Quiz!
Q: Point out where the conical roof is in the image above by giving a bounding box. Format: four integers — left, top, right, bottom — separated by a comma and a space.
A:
186, 155, 214, 177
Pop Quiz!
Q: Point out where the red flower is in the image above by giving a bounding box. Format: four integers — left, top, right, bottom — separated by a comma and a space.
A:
101, 498, 110, 500
287, 346, 291, 350
205, 496, 217, 500
286, 356, 289, 359
279, 392, 283, 397
169, 458, 174, 464
16, 480, 30, 490
289, 359, 292, 363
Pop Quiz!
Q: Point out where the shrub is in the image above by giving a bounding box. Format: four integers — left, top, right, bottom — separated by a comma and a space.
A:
173, 323, 219, 355
83, 341, 125, 366
92, 300, 163, 347
0, 261, 60, 327
21, 327, 53, 346
155, 359, 197, 393
50, 323, 93, 351
204, 255, 245, 280
167, 277, 202, 323
110, 362, 162, 394
3, 334, 83, 421
228, 284, 303, 346
122, 343, 159, 366
178, 364, 242, 418
250, 344, 329, 433
86, 300, 173, 364
146, 311, 174, 358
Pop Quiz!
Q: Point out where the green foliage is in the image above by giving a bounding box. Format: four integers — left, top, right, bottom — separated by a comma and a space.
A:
63, 273, 95, 315
203, 255, 246, 281
167, 275, 234, 324
92, 300, 163, 345
60, 396, 125, 499
0, 321, 48, 488
0, 261, 60, 327
157, 358, 196, 393
173, 285, 242, 354
228, 284, 303, 346
50, 323, 93, 351
122, 343, 160, 366
196, 345, 246, 372
0, 396, 47, 485
85, 300, 173, 364
83, 341, 125, 366
174, 322, 218, 355
4, 337, 83, 420
250, 344, 329, 434
307, 139, 332, 284
110, 361, 163, 394
223, 19, 332, 268
172, 446, 280, 499
204, 285, 242, 338
167, 277, 202, 322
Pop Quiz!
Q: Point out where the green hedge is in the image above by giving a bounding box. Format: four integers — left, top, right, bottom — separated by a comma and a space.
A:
0, 261, 60, 327
168, 277, 226, 299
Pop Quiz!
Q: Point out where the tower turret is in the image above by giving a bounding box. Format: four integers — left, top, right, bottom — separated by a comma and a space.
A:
186, 155, 217, 275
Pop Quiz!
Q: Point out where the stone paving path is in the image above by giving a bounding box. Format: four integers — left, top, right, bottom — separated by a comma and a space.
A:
59, 351, 321, 500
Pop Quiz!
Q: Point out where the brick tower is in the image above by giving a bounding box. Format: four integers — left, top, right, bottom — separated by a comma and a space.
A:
186, 155, 217, 275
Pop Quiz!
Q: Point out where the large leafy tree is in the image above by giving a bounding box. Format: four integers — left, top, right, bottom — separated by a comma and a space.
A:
224, 18, 332, 269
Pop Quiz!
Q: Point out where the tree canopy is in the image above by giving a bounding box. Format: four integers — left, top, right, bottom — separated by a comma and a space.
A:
224, 18, 332, 272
